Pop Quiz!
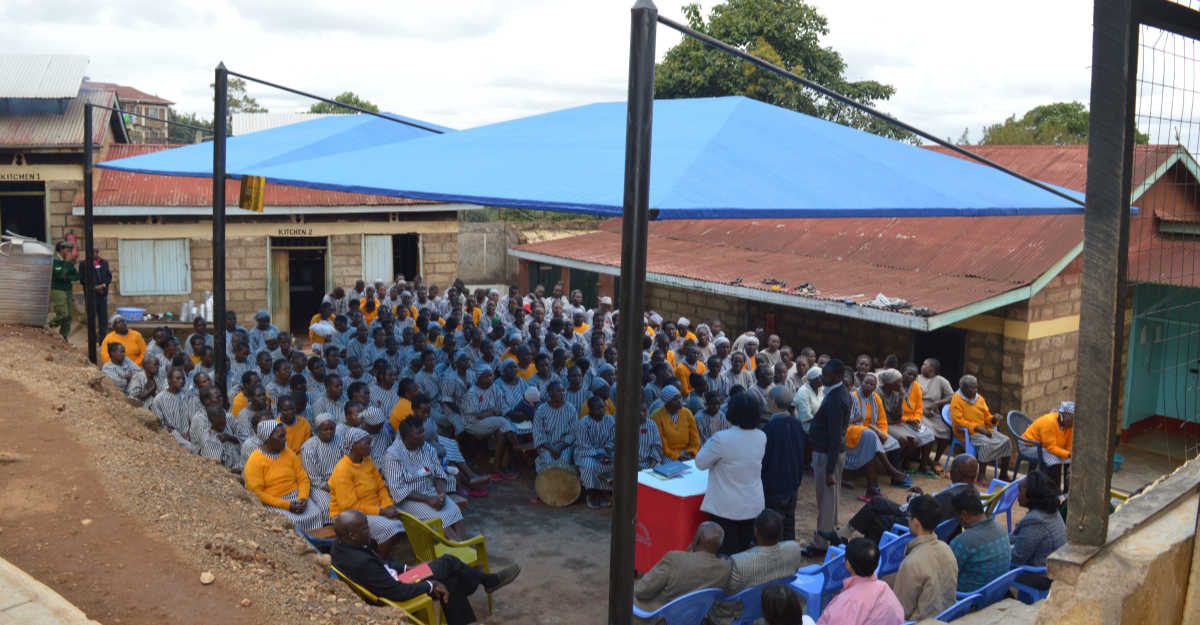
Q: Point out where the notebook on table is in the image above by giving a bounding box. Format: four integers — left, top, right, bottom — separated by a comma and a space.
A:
651, 460, 687, 478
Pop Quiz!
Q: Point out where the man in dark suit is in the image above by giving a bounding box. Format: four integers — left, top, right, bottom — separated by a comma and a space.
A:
804, 359, 852, 558
634, 522, 731, 621
79, 250, 113, 337
329, 510, 519, 625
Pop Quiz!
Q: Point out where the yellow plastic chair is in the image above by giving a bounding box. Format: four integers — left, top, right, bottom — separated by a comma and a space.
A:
397, 510, 493, 613
330, 564, 437, 625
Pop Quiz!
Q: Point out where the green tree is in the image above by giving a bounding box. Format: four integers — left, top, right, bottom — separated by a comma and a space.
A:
166, 108, 213, 144
309, 91, 379, 114
655, 0, 913, 142
981, 101, 1150, 144
209, 77, 267, 114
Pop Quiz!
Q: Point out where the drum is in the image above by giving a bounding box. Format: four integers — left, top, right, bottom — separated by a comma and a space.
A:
535, 467, 581, 507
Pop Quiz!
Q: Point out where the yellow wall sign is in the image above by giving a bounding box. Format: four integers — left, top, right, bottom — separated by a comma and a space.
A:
238, 175, 266, 212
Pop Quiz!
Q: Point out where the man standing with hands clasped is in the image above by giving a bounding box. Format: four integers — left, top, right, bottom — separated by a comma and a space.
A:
79, 248, 113, 338
804, 359, 852, 558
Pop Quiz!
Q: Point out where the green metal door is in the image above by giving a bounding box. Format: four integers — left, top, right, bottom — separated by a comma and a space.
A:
569, 269, 599, 309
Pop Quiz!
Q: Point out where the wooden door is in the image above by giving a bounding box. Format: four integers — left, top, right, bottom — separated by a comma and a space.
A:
270, 249, 290, 331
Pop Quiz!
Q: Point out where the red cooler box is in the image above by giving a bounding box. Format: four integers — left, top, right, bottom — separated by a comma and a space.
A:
635, 460, 709, 573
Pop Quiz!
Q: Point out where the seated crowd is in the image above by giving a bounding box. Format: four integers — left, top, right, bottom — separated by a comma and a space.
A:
94, 276, 1075, 624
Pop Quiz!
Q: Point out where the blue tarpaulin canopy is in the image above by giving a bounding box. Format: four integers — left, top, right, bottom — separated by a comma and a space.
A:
98, 111, 451, 178
99, 96, 1083, 219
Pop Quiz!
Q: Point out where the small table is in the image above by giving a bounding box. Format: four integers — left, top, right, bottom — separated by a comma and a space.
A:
635, 460, 709, 573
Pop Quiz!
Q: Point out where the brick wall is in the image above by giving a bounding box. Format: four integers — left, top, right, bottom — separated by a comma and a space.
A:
330, 234, 362, 290
102, 236, 268, 319
747, 302, 911, 362
422, 232, 458, 288
644, 283, 743, 331
47, 180, 79, 243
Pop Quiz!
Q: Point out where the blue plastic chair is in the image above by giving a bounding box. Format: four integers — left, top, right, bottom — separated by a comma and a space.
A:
987, 477, 1025, 532
957, 567, 1023, 610
934, 517, 959, 542
876, 530, 915, 577
632, 587, 724, 625
791, 549, 851, 621
724, 577, 794, 625
891, 522, 910, 536
936, 592, 981, 622
1011, 565, 1051, 604
942, 404, 1000, 478
295, 526, 335, 553
1007, 410, 1043, 477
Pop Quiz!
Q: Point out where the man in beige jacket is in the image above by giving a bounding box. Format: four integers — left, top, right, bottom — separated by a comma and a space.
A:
893, 495, 959, 621
634, 522, 731, 622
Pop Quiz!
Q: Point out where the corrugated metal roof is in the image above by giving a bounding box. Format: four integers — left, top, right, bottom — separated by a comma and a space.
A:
0, 54, 87, 98
231, 112, 341, 136
0, 88, 120, 147
82, 81, 173, 105
514, 143, 1200, 318
76, 143, 437, 208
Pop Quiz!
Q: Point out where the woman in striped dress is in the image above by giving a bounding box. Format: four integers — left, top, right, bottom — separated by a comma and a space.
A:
300, 414, 341, 492
234, 383, 273, 441
243, 421, 330, 533
369, 367, 401, 422
637, 402, 664, 470
195, 403, 242, 472
563, 368, 590, 421
381, 417, 466, 540
149, 367, 201, 452
533, 382, 576, 474
328, 428, 407, 556
415, 350, 447, 427
240, 411, 276, 467
439, 352, 474, 435
576, 396, 616, 509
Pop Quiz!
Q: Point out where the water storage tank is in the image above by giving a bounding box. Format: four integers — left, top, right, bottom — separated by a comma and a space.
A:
0, 233, 53, 326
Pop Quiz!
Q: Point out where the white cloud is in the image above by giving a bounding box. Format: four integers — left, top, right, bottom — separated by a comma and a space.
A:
2, 0, 1097, 141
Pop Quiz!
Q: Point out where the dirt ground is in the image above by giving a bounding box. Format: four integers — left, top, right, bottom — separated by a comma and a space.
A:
5, 323, 1028, 625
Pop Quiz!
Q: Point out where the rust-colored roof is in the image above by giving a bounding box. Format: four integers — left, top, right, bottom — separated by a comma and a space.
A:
0, 88, 121, 148
82, 81, 173, 106
515, 143, 1200, 315
76, 144, 432, 208
516, 215, 1083, 316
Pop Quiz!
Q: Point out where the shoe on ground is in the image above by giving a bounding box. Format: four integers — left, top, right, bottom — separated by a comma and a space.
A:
800, 545, 826, 559
485, 564, 521, 593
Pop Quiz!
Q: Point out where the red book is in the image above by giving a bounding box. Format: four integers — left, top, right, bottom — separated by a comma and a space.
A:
398, 562, 433, 584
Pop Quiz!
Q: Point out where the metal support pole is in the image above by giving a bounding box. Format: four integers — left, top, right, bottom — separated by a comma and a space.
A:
608, 2, 656, 624
82, 103, 98, 364
212, 64, 229, 396
1068, 0, 1138, 546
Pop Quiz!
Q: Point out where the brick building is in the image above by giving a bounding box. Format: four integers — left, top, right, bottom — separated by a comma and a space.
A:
76, 143, 471, 334
0, 55, 128, 244
510, 144, 1199, 425
82, 81, 172, 143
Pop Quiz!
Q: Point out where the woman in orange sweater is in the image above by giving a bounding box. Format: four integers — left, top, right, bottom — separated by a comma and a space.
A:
328, 428, 406, 556
844, 374, 910, 499
1021, 401, 1074, 492
243, 421, 330, 532
949, 375, 1012, 482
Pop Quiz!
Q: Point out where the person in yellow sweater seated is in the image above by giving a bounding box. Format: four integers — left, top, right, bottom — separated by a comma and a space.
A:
308, 301, 335, 349
329, 428, 407, 557
243, 420, 330, 533
99, 315, 147, 366
650, 386, 700, 461
1021, 401, 1073, 492
949, 375, 1012, 483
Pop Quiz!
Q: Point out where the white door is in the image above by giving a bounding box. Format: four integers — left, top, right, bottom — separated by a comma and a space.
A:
362, 234, 393, 283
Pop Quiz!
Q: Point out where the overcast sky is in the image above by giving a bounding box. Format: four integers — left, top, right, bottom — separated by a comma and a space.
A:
2, 0, 1096, 142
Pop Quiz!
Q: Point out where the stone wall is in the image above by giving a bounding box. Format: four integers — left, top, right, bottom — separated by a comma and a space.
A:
98, 235, 269, 318
644, 283, 744, 332
746, 301, 911, 363
329, 234, 362, 291
422, 232, 458, 288
457, 222, 517, 284
47, 180, 79, 244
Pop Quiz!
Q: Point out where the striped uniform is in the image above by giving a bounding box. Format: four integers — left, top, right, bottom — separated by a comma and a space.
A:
227, 358, 254, 396
265, 379, 292, 403
101, 359, 141, 394
310, 395, 347, 424
493, 377, 529, 416
527, 374, 558, 400
300, 434, 342, 492
272, 486, 331, 533
438, 371, 473, 434
380, 441, 464, 528
574, 414, 616, 490
367, 426, 395, 469
415, 370, 445, 424
240, 436, 263, 467
369, 383, 402, 420
150, 389, 201, 452
234, 406, 272, 441
638, 419, 664, 469
195, 424, 241, 471
460, 383, 514, 437
533, 401, 577, 473
564, 386, 591, 419
695, 409, 732, 444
